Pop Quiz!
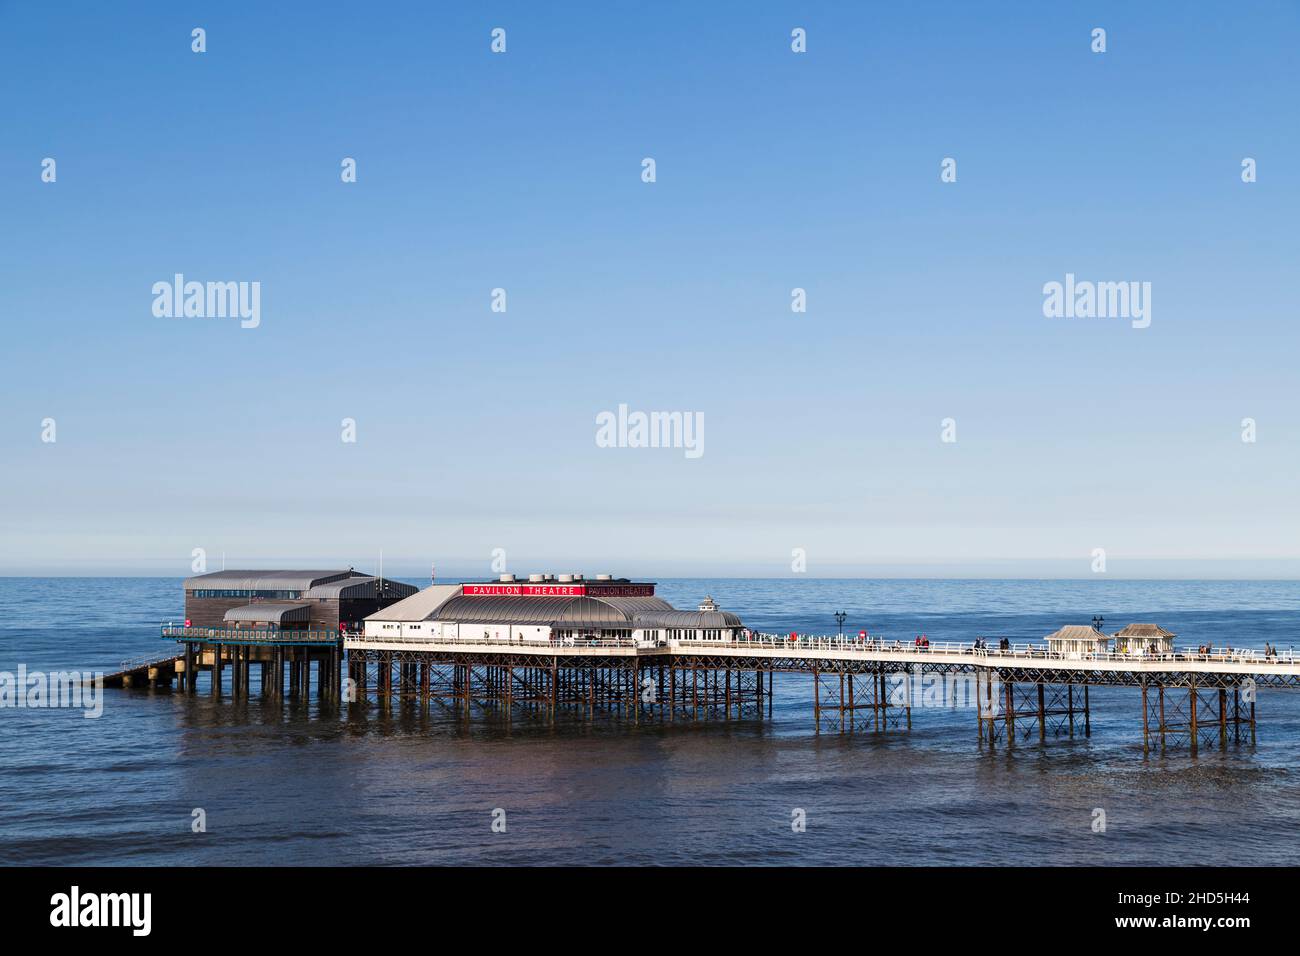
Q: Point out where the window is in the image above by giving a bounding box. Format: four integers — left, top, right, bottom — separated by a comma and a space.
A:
190, 588, 304, 600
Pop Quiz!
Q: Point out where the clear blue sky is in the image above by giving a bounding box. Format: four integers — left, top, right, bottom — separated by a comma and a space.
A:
2, 2, 1298, 577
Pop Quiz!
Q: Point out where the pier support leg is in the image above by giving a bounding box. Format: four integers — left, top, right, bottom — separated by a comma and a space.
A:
1004, 678, 1015, 746
812, 668, 820, 734
1144, 681, 1252, 752
1233, 687, 1240, 743
211, 645, 222, 697
550, 659, 558, 721
1142, 682, 1150, 756
1158, 685, 1166, 750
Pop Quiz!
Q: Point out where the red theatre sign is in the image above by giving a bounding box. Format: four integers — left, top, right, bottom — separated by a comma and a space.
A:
463, 584, 586, 597
461, 583, 655, 598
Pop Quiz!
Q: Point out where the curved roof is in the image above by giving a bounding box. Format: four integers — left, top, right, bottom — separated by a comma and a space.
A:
305, 577, 417, 600
432, 594, 674, 627
598, 597, 675, 616
223, 602, 311, 623
185, 569, 356, 591
637, 610, 744, 628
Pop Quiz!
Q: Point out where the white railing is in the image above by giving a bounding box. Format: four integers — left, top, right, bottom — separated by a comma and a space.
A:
339, 630, 1300, 668
345, 633, 646, 649
117, 653, 179, 673
681, 635, 1300, 665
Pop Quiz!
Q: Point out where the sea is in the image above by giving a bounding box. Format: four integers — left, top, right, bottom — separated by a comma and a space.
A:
2, 577, 1298, 866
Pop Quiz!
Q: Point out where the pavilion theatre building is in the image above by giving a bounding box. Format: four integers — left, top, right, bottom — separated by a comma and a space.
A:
360, 574, 744, 645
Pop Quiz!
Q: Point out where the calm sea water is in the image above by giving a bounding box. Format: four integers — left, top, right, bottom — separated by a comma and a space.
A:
2, 577, 1298, 866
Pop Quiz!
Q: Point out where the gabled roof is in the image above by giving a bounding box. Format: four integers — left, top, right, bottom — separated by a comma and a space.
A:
1113, 623, 1176, 639
364, 584, 463, 622
1043, 624, 1108, 642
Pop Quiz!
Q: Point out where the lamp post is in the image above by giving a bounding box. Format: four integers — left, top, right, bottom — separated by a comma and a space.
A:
834, 611, 847, 637
1092, 615, 1105, 632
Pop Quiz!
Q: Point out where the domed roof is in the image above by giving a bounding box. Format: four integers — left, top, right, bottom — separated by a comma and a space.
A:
636, 609, 743, 628
431, 594, 673, 627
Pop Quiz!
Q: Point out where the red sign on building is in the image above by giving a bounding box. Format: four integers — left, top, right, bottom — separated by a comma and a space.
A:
462, 584, 587, 597
461, 582, 656, 598
584, 584, 655, 597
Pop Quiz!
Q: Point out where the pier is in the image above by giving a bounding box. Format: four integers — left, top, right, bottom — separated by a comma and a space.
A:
138, 571, 1300, 754
146, 626, 1300, 755
155, 626, 346, 703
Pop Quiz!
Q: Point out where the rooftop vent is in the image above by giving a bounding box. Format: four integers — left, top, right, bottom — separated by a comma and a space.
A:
596, 574, 613, 581
528, 573, 545, 583
499, 574, 516, 583
557, 574, 574, 583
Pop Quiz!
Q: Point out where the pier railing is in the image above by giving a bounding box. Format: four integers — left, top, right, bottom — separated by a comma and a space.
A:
161, 625, 342, 644
339, 629, 1300, 665
117, 653, 181, 673
699, 634, 1300, 664
345, 632, 641, 648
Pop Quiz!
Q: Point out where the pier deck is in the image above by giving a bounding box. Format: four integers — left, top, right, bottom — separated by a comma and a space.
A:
148, 626, 1300, 754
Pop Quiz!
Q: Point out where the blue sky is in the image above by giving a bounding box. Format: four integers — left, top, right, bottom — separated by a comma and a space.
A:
2, 2, 1298, 577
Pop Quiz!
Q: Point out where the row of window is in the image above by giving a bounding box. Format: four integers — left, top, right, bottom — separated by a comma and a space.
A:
190, 589, 304, 599
663, 628, 730, 641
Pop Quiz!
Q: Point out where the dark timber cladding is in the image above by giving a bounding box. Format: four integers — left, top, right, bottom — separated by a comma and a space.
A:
183, 569, 417, 631
161, 568, 418, 704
